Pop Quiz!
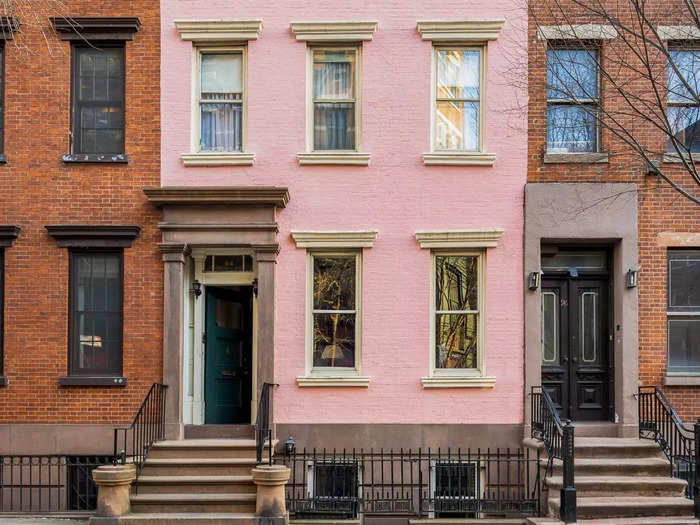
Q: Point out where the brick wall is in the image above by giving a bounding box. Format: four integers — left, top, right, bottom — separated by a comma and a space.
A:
529, 1, 700, 420
0, 1, 161, 423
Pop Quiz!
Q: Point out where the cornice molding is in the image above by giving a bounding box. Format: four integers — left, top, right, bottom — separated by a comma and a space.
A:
416, 19, 505, 42
175, 19, 263, 42
46, 225, 141, 248
414, 229, 504, 248
290, 20, 378, 42
421, 376, 496, 388
291, 230, 378, 248
0, 225, 21, 247
296, 376, 371, 387
537, 24, 617, 40
422, 152, 496, 166
297, 152, 370, 166
181, 152, 255, 166
144, 187, 289, 208
50, 17, 141, 41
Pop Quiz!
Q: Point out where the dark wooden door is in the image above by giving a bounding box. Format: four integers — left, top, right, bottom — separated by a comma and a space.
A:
541, 278, 610, 421
204, 286, 252, 424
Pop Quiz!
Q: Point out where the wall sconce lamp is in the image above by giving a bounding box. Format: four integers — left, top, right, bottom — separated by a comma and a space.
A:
626, 268, 638, 288
192, 280, 202, 298
285, 436, 296, 456
528, 271, 541, 291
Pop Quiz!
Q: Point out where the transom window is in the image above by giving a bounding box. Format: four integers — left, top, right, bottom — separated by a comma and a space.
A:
434, 47, 482, 152
667, 250, 700, 373
204, 254, 253, 272
546, 47, 600, 153
198, 49, 244, 152
667, 48, 700, 153
310, 47, 359, 151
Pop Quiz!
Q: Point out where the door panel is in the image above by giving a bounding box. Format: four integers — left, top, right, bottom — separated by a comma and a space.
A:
541, 280, 569, 416
205, 286, 252, 424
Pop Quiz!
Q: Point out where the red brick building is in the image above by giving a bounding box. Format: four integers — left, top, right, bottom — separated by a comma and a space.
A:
0, 2, 161, 453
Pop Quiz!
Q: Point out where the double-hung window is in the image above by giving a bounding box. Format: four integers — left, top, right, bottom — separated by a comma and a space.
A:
667, 48, 700, 153
546, 47, 600, 153
667, 250, 700, 373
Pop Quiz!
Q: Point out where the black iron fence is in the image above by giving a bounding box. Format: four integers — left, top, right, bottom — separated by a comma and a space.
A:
279, 448, 541, 520
0, 454, 111, 513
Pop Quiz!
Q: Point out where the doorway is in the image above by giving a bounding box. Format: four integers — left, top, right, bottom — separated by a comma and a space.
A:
204, 286, 253, 424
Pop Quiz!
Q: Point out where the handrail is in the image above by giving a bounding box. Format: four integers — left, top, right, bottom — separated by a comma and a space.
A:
113, 383, 167, 484
255, 382, 277, 465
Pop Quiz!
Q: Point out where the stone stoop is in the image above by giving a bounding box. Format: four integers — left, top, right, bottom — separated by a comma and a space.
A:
541, 437, 696, 521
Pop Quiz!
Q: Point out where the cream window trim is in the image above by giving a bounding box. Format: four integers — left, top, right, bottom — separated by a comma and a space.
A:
658, 26, 700, 41
537, 24, 617, 40
175, 19, 263, 42
290, 21, 378, 42
181, 152, 255, 166
292, 230, 378, 249
422, 152, 495, 166
416, 20, 505, 42
297, 375, 370, 387
663, 152, 700, 164
415, 229, 504, 249
421, 376, 496, 388
297, 152, 370, 165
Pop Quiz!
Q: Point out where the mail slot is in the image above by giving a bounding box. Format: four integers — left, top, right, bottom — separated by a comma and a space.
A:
221, 370, 237, 377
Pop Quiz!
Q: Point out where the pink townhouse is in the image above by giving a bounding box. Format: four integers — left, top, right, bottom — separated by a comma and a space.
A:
152, 0, 527, 456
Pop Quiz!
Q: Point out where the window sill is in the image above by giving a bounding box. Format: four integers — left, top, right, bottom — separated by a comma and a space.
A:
181, 152, 255, 166
663, 374, 700, 386
422, 152, 496, 166
0, 375, 7, 386
296, 375, 370, 387
662, 152, 700, 164
62, 154, 129, 164
421, 376, 496, 388
297, 152, 370, 166
59, 376, 128, 387
543, 152, 609, 164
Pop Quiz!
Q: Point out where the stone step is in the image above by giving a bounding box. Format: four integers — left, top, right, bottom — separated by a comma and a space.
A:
92, 512, 259, 524
148, 439, 267, 459
140, 457, 257, 476
184, 425, 254, 439
545, 475, 687, 497
576, 518, 699, 525
549, 496, 694, 519
135, 475, 256, 494
544, 457, 671, 477
130, 493, 256, 514
574, 438, 665, 459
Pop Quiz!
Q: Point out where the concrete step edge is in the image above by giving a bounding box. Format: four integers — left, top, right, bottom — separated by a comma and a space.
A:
545, 475, 687, 486
137, 475, 254, 484
144, 458, 258, 465
131, 493, 257, 503
550, 496, 694, 509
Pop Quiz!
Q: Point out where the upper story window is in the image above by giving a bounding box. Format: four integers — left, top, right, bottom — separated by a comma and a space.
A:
546, 47, 600, 153
667, 48, 700, 153
667, 250, 700, 373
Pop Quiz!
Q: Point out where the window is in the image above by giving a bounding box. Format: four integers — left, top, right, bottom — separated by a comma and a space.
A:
307, 460, 360, 518
430, 461, 480, 518
0, 248, 4, 382
667, 250, 700, 373
434, 47, 483, 152
310, 47, 360, 151
69, 251, 123, 377
71, 44, 125, 155
0, 42, 5, 160
667, 49, 700, 152
197, 49, 244, 152
546, 47, 600, 153
204, 254, 253, 272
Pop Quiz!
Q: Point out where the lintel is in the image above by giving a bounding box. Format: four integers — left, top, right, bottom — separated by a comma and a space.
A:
291, 230, 378, 248
175, 19, 263, 42
414, 229, 504, 248
143, 187, 289, 208
290, 20, 378, 42
537, 24, 617, 40
50, 17, 141, 41
658, 26, 700, 41
0, 225, 21, 247
416, 19, 505, 42
46, 225, 141, 248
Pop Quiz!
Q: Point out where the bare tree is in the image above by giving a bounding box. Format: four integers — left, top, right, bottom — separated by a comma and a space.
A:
526, 0, 700, 205
0, 0, 74, 54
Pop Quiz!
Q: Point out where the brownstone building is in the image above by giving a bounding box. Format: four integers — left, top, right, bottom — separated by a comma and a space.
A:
0, 3, 161, 453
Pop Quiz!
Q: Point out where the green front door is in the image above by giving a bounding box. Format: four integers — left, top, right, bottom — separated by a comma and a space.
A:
205, 286, 252, 424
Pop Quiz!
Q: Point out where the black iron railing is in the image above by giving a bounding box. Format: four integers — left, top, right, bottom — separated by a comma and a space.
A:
0, 454, 112, 513
255, 382, 276, 465
279, 448, 541, 519
530, 386, 576, 522
638, 385, 699, 513
113, 383, 167, 481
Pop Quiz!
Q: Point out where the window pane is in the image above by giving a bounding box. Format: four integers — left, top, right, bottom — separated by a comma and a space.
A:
435, 313, 478, 369
314, 102, 355, 150
669, 253, 700, 308
200, 102, 242, 151
313, 50, 355, 100
78, 48, 123, 102
668, 50, 700, 103
314, 463, 357, 499
580, 290, 599, 364
547, 49, 598, 100
435, 463, 476, 498
435, 255, 478, 311
313, 313, 355, 367
201, 53, 242, 94
437, 50, 480, 100
668, 319, 700, 370
313, 256, 355, 310
667, 106, 700, 152
542, 290, 559, 364
547, 104, 597, 153
435, 101, 479, 151
541, 250, 607, 272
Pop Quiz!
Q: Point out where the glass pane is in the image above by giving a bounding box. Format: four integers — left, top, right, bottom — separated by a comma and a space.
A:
200, 102, 242, 152
541, 250, 607, 272
78, 48, 123, 102
314, 464, 357, 498
547, 49, 598, 100
244, 254, 253, 271
313, 313, 355, 367
313, 50, 355, 100
201, 53, 242, 93
668, 50, 700, 103
667, 106, 700, 152
435, 463, 476, 497
542, 290, 559, 364
435, 313, 478, 369
437, 49, 480, 100
669, 252, 700, 308
216, 299, 242, 330
435, 101, 479, 151
214, 255, 244, 272
580, 290, 598, 364
435, 255, 478, 311
314, 102, 355, 150
204, 255, 213, 272
668, 319, 700, 370
547, 104, 597, 153
313, 256, 355, 310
